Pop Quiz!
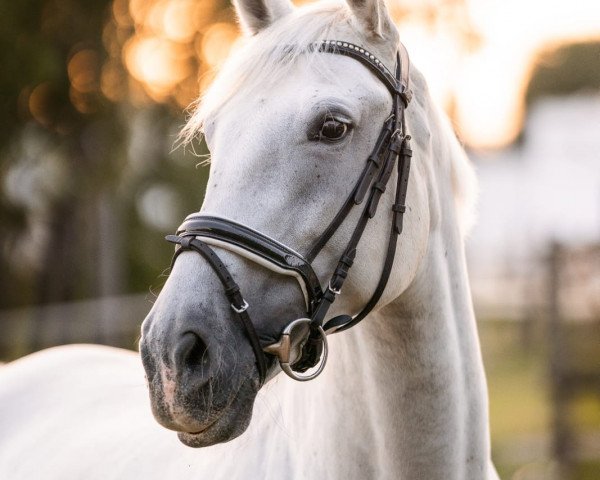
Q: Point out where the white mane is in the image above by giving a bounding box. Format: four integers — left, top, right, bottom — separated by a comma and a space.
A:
181, 0, 477, 236
180, 1, 356, 143
442, 109, 479, 236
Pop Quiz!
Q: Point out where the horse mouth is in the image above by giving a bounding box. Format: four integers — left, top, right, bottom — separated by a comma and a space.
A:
182, 415, 220, 436
166, 377, 257, 448
174, 396, 253, 448
176, 417, 222, 447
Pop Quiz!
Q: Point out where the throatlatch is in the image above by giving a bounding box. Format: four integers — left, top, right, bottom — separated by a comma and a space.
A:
166, 40, 413, 383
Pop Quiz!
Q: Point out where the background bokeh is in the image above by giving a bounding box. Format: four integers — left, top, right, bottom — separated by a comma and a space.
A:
0, 1, 598, 478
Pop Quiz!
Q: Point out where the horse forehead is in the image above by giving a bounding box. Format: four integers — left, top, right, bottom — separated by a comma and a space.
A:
219, 54, 391, 124
284, 55, 391, 98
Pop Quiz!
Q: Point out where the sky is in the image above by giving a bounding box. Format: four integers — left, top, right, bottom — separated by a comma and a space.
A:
398, 0, 600, 148
119, 0, 600, 150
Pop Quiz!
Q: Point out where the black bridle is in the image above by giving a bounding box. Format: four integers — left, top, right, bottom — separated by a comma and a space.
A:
166, 40, 413, 385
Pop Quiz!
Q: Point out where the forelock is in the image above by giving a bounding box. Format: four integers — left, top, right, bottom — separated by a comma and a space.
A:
180, 1, 360, 144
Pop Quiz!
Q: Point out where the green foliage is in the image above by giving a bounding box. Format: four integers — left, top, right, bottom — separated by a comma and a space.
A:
0, 1, 209, 309
479, 320, 600, 480
0, 0, 112, 143
526, 41, 600, 106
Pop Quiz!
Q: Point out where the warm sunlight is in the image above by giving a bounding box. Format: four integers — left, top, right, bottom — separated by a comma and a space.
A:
124, 36, 191, 101
462, 0, 600, 148
401, 0, 600, 148
113, 0, 600, 148
199, 22, 240, 68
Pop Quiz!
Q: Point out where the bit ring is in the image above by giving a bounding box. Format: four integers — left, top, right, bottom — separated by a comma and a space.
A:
263, 318, 328, 382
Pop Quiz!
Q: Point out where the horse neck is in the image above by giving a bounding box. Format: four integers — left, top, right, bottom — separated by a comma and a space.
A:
302, 165, 492, 479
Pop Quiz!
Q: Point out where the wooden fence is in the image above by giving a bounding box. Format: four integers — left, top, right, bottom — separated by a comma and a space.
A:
547, 242, 600, 480
0, 294, 153, 360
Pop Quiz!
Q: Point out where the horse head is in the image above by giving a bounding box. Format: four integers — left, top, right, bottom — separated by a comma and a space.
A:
140, 0, 430, 448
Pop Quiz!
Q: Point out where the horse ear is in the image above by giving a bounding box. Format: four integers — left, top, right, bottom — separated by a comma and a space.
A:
233, 0, 295, 36
345, 0, 398, 41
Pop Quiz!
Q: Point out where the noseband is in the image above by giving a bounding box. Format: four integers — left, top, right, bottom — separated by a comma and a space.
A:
166, 41, 413, 385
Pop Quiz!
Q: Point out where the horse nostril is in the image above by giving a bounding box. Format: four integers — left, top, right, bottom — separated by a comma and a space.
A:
188, 334, 209, 369
175, 332, 210, 375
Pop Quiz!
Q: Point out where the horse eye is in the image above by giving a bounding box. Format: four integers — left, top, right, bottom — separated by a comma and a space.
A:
319, 118, 349, 141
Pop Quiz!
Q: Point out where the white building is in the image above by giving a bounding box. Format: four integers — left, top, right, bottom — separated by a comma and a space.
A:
466, 94, 600, 318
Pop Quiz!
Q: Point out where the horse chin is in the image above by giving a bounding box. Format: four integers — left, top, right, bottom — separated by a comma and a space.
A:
167, 378, 257, 448
177, 409, 252, 448
175, 395, 254, 448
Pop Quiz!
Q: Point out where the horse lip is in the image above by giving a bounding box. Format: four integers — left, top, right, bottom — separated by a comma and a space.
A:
175, 392, 253, 447
185, 416, 219, 435
173, 375, 250, 436
177, 422, 222, 448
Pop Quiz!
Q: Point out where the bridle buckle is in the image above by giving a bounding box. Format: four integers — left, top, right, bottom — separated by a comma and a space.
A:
328, 280, 342, 295
231, 299, 249, 313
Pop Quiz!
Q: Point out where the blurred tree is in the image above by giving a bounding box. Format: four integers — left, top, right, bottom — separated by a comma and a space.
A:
526, 41, 600, 106
0, 0, 478, 313
0, 0, 209, 314
0, 0, 121, 309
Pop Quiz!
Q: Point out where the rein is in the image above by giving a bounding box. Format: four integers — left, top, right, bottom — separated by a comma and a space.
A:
166, 40, 413, 385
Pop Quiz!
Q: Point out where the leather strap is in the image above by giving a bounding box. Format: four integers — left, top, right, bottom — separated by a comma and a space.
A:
166, 235, 268, 386
311, 41, 412, 106
309, 51, 411, 334
310, 131, 404, 330
324, 135, 412, 333
306, 116, 395, 262
178, 215, 323, 314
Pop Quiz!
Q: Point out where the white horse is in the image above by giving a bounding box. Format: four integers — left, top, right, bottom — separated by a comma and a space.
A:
0, 0, 499, 478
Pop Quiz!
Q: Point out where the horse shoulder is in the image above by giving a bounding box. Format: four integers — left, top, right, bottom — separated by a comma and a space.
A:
0, 346, 165, 478
0, 345, 296, 480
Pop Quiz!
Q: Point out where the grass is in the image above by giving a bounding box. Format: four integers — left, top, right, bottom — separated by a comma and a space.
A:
478, 320, 600, 480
